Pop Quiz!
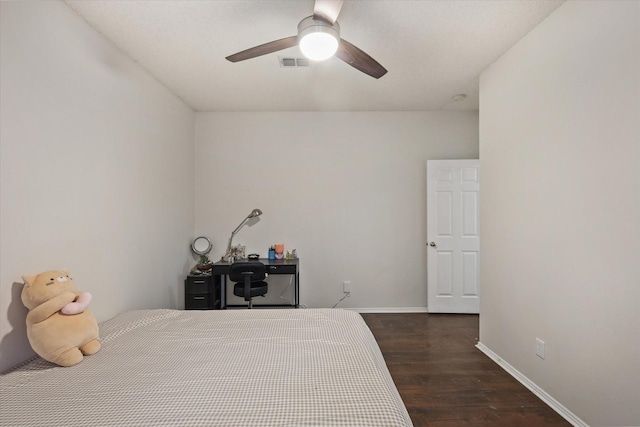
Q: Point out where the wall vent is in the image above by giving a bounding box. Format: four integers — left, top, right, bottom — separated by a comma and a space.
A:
279, 57, 311, 68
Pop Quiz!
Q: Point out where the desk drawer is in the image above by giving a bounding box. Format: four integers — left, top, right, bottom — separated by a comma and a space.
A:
185, 277, 211, 294
185, 294, 211, 310
265, 264, 296, 274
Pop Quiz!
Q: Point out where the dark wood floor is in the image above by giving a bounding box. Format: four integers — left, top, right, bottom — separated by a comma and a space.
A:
361, 313, 571, 427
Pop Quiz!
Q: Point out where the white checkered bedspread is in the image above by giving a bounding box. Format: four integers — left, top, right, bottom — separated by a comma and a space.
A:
1, 308, 412, 426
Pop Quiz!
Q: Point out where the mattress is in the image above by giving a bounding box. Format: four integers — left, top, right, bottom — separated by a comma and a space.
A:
0, 308, 412, 426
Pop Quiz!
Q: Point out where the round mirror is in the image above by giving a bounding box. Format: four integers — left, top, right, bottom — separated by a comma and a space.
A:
191, 236, 212, 255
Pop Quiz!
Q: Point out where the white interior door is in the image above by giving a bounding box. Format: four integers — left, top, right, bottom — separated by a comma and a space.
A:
427, 160, 480, 313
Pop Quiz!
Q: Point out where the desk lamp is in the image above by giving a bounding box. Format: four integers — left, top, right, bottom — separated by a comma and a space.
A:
224, 208, 262, 261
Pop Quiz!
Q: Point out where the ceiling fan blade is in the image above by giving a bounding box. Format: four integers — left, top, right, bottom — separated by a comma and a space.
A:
226, 36, 298, 62
335, 38, 387, 79
313, 0, 344, 24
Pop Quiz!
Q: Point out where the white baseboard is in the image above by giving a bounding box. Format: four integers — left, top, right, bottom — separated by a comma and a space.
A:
476, 342, 589, 427
345, 307, 429, 313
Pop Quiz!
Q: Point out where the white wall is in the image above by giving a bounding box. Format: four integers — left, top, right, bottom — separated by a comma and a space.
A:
0, 1, 195, 372
479, 1, 639, 426
195, 112, 478, 309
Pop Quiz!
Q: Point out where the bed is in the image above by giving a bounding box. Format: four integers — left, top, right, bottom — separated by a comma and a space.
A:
0, 308, 413, 426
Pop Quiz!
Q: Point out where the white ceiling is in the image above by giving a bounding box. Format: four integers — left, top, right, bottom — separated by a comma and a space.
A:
65, 0, 564, 112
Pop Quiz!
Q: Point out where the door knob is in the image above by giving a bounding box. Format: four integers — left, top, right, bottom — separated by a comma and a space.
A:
429, 242, 437, 247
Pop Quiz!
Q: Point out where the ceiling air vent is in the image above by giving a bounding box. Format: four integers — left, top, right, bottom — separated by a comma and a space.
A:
279, 57, 311, 68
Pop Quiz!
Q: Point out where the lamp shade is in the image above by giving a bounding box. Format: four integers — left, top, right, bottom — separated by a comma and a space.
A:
298, 17, 340, 61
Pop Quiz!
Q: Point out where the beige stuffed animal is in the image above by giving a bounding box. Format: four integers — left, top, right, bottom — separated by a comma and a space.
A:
21, 270, 100, 367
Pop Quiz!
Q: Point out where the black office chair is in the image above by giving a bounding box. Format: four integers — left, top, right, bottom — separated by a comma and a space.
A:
229, 262, 268, 309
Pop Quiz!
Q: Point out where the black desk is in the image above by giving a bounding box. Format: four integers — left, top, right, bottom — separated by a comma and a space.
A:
211, 258, 299, 308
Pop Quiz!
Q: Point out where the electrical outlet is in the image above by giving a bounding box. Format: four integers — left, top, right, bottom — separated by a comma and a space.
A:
343, 281, 352, 293
536, 338, 545, 359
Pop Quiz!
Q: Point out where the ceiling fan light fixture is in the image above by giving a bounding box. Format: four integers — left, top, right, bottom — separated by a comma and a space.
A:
298, 17, 340, 61
226, 3, 386, 79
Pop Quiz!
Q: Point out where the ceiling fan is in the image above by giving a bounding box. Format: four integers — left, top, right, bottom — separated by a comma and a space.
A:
225, 0, 387, 79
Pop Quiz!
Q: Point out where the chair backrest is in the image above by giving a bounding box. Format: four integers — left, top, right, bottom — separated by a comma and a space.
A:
228, 262, 266, 282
